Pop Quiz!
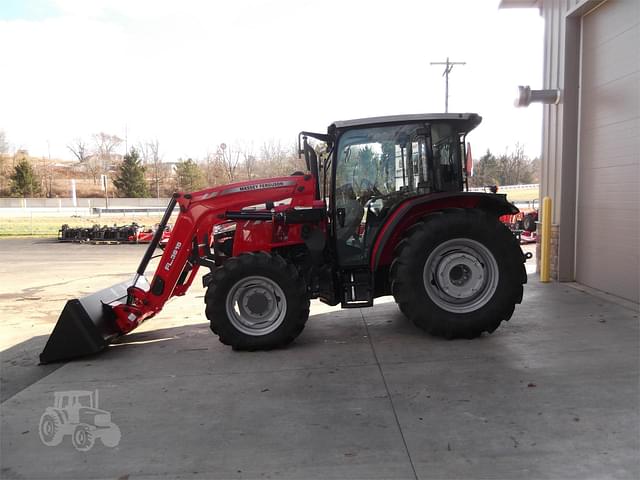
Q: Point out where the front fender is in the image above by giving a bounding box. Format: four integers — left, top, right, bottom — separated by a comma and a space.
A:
370, 192, 518, 270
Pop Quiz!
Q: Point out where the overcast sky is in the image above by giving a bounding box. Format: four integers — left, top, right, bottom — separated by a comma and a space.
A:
0, 0, 543, 162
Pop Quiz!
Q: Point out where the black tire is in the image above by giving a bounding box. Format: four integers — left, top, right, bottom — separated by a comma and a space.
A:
390, 209, 526, 339
38, 412, 63, 446
72, 424, 95, 452
523, 214, 536, 233
205, 251, 310, 350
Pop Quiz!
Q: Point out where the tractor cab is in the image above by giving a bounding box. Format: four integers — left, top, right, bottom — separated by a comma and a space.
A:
301, 113, 483, 306
54, 391, 95, 410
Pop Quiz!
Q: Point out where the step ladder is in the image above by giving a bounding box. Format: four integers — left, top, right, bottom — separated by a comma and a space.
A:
341, 268, 373, 308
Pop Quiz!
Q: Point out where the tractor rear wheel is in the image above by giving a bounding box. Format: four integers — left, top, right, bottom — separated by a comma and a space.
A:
390, 209, 526, 339
205, 252, 310, 350
39, 412, 63, 446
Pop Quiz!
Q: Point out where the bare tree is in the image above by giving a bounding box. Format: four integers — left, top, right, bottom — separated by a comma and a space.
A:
259, 140, 303, 177
93, 132, 123, 173
67, 138, 89, 163
83, 155, 102, 184
495, 143, 534, 185
139, 139, 165, 198
0, 130, 8, 155
242, 152, 258, 180
0, 130, 9, 194
137, 141, 151, 165
35, 155, 57, 198
216, 143, 241, 183
239, 141, 257, 180
202, 151, 223, 187
68, 137, 100, 184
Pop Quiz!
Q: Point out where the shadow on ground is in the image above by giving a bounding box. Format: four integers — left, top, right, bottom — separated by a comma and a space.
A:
1, 306, 374, 403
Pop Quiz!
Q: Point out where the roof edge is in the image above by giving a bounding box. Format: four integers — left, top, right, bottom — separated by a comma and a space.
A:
330, 113, 481, 130
498, 0, 540, 8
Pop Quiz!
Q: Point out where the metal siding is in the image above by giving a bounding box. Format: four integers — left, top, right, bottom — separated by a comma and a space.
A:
576, 0, 640, 302
557, 15, 581, 281
540, 0, 581, 222
541, 0, 557, 215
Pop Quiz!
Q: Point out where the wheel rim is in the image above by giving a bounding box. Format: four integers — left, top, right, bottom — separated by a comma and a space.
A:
225, 276, 287, 336
423, 238, 499, 314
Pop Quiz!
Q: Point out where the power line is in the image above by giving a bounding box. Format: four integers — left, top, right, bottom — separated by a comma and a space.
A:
430, 57, 466, 113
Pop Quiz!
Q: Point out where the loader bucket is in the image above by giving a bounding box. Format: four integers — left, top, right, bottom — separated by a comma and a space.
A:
40, 196, 178, 364
39, 280, 133, 364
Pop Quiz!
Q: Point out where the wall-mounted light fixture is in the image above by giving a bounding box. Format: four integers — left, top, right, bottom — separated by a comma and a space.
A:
515, 85, 562, 107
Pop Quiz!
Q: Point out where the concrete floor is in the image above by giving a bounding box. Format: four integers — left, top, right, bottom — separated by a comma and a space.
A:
0, 239, 638, 479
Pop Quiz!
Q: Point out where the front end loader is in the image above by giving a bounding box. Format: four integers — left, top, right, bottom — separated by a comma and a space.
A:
40, 113, 527, 363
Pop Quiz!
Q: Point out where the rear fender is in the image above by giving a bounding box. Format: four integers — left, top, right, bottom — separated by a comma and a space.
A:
370, 192, 518, 270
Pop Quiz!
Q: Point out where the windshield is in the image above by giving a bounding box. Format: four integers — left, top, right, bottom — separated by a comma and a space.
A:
336, 124, 424, 198
336, 122, 461, 198
76, 394, 93, 407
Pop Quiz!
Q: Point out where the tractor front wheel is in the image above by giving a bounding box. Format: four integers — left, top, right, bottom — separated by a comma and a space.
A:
205, 252, 310, 350
390, 209, 526, 338
523, 213, 537, 232
72, 424, 95, 452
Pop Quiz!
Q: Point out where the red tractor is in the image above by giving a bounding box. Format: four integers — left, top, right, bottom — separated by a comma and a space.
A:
129, 223, 173, 245
41, 113, 527, 363
500, 206, 538, 243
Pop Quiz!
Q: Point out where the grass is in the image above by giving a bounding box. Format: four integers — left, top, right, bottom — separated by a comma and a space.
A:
503, 187, 539, 204
0, 214, 173, 237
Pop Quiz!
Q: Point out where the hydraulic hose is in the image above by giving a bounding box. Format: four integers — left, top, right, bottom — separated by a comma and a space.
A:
133, 195, 178, 285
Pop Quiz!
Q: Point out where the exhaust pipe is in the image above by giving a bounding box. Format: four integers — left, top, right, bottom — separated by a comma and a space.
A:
40, 196, 177, 364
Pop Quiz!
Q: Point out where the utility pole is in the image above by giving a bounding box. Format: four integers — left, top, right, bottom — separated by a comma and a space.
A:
430, 57, 466, 113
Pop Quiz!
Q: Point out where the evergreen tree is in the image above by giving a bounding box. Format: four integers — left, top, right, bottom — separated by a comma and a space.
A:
175, 158, 206, 192
10, 159, 41, 197
470, 149, 498, 187
113, 148, 149, 197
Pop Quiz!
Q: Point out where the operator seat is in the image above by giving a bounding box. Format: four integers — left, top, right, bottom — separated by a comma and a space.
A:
336, 183, 364, 243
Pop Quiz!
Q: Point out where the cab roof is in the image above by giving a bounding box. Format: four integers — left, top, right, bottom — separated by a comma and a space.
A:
330, 113, 482, 133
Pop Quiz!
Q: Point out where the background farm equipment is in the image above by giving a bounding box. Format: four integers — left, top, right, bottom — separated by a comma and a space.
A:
129, 223, 173, 244
500, 208, 538, 244
41, 113, 527, 364
58, 223, 172, 244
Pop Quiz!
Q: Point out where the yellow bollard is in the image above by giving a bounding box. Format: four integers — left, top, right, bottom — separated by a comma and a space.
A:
540, 196, 552, 282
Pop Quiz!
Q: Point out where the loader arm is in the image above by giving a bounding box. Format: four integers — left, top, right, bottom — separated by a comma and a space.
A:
111, 174, 317, 334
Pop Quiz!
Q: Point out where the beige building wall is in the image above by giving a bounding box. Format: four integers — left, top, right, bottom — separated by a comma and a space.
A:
501, 0, 639, 302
